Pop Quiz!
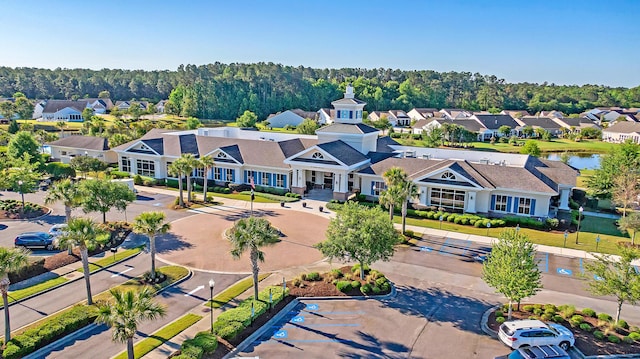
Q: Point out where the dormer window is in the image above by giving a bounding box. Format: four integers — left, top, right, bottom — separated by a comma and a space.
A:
216, 152, 227, 158
311, 152, 324, 159
140, 144, 150, 151
441, 172, 456, 180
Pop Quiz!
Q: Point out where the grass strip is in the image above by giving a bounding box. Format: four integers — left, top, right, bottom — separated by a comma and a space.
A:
5, 276, 68, 306
112, 313, 202, 359
397, 215, 626, 255
205, 273, 270, 309
77, 247, 143, 273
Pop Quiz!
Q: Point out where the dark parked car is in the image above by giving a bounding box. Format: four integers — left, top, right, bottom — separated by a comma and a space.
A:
14, 232, 56, 250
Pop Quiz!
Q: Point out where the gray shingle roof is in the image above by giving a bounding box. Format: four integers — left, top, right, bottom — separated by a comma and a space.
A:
317, 140, 369, 166
472, 114, 518, 130
140, 138, 164, 155
603, 121, 640, 133
469, 163, 557, 194
43, 100, 89, 113
331, 98, 366, 105
316, 123, 380, 134
47, 135, 109, 151
518, 117, 562, 129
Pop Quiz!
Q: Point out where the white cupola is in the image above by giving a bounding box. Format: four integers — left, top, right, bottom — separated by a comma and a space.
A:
330, 83, 366, 125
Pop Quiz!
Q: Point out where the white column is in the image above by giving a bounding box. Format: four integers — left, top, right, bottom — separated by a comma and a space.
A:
559, 187, 570, 210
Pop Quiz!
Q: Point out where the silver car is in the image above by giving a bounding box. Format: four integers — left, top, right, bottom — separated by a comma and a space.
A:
498, 319, 574, 350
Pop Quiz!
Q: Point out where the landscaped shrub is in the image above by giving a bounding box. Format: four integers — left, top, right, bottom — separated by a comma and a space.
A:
553, 315, 564, 323
598, 313, 612, 322
594, 331, 605, 340
544, 309, 556, 316
533, 308, 543, 316
580, 323, 592, 332
560, 305, 576, 318
372, 286, 381, 294
496, 316, 506, 324
623, 336, 634, 344
617, 319, 629, 329
306, 272, 321, 281
629, 332, 640, 340
45, 162, 76, 179
541, 313, 553, 321
523, 305, 534, 312
109, 170, 130, 179
336, 281, 352, 292
570, 315, 584, 324
360, 283, 372, 295
608, 335, 621, 343
495, 310, 503, 317
179, 331, 218, 359
543, 304, 557, 312
351, 263, 370, 275
581, 308, 596, 317
350, 281, 361, 289
327, 269, 342, 281
166, 179, 179, 188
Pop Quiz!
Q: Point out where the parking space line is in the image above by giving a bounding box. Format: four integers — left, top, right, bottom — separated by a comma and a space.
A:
438, 238, 451, 255
579, 258, 584, 275
545, 253, 549, 272
459, 240, 471, 256
272, 323, 360, 328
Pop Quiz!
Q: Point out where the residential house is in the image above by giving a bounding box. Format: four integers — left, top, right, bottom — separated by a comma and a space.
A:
538, 110, 564, 118
54, 84, 577, 218
32, 100, 46, 119
84, 98, 114, 114
500, 110, 530, 118
368, 110, 411, 127
156, 100, 167, 113
551, 117, 600, 133
439, 108, 472, 120
41, 100, 90, 121
266, 110, 306, 128
515, 117, 563, 137
408, 108, 438, 121
468, 114, 519, 140
318, 108, 333, 125
115, 101, 149, 111
47, 135, 116, 164
602, 122, 640, 143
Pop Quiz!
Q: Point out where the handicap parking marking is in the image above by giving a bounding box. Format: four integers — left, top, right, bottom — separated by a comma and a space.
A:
536, 253, 549, 272
273, 330, 288, 339
305, 303, 319, 311
419, 246, 432, 252
579, 258, 584, 275
556, 267, 573, 276
438, 238, 451, 254
437, 238, 471, 256
290, 316, 305, 323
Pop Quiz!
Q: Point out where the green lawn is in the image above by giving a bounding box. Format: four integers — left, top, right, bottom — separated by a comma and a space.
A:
205, 273, 270, 309
395, 138, 615, 154
399, 214, 628, 255
113, 313, 202, 359
4, 276, 68, 307
77, 247, 143, 273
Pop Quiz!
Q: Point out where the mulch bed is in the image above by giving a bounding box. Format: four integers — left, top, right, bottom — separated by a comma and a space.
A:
0, 207, 48, 220
487, 305, 640, 356
9, 247, 105, 283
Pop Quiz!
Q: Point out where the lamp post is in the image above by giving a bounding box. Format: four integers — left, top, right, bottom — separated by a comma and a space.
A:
595, 235, 600, 252
575, 206, 584, 244
208, 279, 215, 333
486, 222, 491, 236
17, 180, 24, 216
439, 215, 444, 230
516, 224, 520, 233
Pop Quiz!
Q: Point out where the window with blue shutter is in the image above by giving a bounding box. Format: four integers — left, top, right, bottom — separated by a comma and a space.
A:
336, 110, 341, 118
272, 173, 276, 187
221, 168, 226, 181
244, 170, 248, 184
513, 197, 520, 213
283, 175, 287, 188
530, 199, 536, 216
506, 197, 512, 213
231, 169, 235, 183
490, 195, 496, 210
349, 111, 353, 118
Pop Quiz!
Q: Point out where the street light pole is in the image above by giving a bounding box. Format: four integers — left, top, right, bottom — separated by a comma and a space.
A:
209, 279, 215, 333
17, 180, 24, 216
575, 206, 584, 244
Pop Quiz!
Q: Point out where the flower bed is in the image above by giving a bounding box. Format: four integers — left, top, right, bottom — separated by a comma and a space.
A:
0, 199, 47, 219
488, 304, 640, 356
287, 265, 392, 297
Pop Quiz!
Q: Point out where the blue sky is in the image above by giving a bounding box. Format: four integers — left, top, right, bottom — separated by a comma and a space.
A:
1, 0, 638, 87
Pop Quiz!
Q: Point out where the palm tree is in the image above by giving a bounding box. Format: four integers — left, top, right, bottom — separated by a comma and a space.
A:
58, 217, 106, 305
228, 217, 280, 298
168, 159, 188, 207
380, 167, 407, 220
400, 180, 419, 235
0, 247, 30, 341
181, 154, 198, 203
133, 211, 171, 281
45, 179, 81, 224
96, 287, 166, 359
45, 179, 82, 254
199, 155, 215, 203
56, 121, 66, 136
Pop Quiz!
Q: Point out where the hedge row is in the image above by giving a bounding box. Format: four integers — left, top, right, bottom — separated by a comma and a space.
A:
405, 209, 508, 228
3, 305, 97, 359
173, 331, 218, 359
44, 162, 76, 179
240, 191, 297, 202
212, 286, 289, 341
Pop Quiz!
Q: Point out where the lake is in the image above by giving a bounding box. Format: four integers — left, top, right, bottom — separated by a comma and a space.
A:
543, 153, 601, 170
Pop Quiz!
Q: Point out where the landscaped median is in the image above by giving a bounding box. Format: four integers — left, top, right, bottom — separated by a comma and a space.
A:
2, 265, 189, 359
3, 247, 143, 308
205, 273, 270, 309
112, 313, 202, 359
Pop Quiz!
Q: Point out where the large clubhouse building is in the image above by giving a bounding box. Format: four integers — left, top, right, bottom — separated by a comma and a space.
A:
49, 86, 578, 219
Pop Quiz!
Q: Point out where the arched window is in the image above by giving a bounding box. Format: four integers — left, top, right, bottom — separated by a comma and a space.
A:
441, 171, 456, 180
216, 152, 227, 158
311, 152, 324, 159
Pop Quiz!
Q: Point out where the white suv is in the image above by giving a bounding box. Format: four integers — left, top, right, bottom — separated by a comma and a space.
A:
498, 319, 575, 351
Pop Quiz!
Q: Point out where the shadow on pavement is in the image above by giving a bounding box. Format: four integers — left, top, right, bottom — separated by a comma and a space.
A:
337, 330, 409, 358
380, 285, 497, 334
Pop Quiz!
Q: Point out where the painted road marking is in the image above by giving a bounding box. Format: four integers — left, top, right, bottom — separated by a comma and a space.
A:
594, 274, 603, 281
153, 203, 163, 207
579, 258, 584, 275
260, 338, 351, 344
272, 323, 360, 328
557, 268, 573, 276
184, 285, 204, 297
110, 268, 133, 278
305, 304, 319, 311
438, 238, 451, 255
473, 254, 487, 262
290, 316, 305, 323
273, 330, 288, 339
420, 246, 432, 252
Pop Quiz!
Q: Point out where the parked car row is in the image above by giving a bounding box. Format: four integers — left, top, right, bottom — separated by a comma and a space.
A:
496, 319, 574, 359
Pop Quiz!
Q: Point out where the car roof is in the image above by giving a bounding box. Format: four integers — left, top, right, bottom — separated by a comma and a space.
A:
50, 224, 68, 228
504, 319, 547, 330
519, 344, 569, 358
18, 231, 49, 236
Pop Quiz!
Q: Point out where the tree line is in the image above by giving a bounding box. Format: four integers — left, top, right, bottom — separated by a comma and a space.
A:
1, 63, 639, 121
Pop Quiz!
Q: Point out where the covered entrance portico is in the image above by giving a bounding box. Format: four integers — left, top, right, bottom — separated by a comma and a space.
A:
289, 167, 354, 201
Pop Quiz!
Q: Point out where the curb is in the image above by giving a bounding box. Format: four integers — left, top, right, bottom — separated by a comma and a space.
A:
223, 298, 301, 359
20, 266, 192, 359
480, 305, 500, 338
0, 206, 53, 223
3, 249, 142, 310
